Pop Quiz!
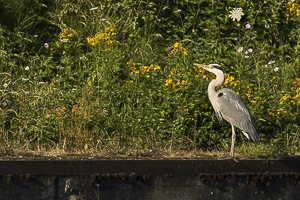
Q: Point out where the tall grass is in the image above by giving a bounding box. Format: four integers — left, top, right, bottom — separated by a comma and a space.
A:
0, 0, 299, 158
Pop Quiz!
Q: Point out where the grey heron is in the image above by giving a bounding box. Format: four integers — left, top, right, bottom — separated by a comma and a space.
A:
194, 63, 261, 157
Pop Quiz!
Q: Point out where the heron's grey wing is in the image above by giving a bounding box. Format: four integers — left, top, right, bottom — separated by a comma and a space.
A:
217, 88, 261, 144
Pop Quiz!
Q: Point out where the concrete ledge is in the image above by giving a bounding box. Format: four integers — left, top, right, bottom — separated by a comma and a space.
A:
1, 159, 300, 175
1, 159, 300, 199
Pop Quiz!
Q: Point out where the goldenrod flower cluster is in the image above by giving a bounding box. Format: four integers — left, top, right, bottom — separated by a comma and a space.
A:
168, 42, 187, 56
59, 28, 74, 41
123, 80, 134, 88
287, 2, 300, 16
215, 73, 238, 91
126, 62, 161, 78
127, 62, 137, 73
165, 68, 189, 91
243, 84, 261, 106
279, 94, 291, 105
287, 78, 300, 105
224, 73, 239, 87
86, 27, 116, 47
140, 64, 161, 73
289, 78, 300, 92
269, 78, 299, 116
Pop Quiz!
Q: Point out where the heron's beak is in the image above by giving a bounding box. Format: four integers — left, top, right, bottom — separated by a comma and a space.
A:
194, 63, 210, 70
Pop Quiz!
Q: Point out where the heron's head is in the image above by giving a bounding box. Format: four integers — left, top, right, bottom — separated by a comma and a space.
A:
193, 63, 223, 74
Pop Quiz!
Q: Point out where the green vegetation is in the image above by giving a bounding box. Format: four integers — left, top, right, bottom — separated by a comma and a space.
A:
0, 0, 299, 158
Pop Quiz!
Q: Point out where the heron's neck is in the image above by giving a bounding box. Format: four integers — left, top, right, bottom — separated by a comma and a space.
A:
208, 72, 224, 99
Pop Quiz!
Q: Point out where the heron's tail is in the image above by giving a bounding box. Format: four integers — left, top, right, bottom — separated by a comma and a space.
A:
251, 133, 261, 145
242, 130, 261, 144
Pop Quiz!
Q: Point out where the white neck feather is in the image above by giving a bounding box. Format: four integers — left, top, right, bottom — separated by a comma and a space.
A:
207, 70, 225, 111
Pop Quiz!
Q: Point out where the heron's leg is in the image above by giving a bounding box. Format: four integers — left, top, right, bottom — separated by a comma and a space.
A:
230, 124, 236, 157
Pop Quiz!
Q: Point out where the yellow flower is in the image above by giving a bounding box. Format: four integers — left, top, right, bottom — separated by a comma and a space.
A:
165, 79, 172, 86
168, 42, 188, 56
287, 2, 300, 16
87, 37, 92, 43
153, 65, 161, 70
173, 42, 180, 48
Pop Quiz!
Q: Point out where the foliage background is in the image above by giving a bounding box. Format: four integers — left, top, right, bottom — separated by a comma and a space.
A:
0, 0, 299, 157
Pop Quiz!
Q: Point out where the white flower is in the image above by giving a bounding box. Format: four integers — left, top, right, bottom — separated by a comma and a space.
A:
229, 8, 244, 21
25, 66, 29, 70
3, 83, 8, 88
245, 55, 249, 58
265, 24, 270, 28
0, 50, 7, 57
268, 60, 275, 65
89, 7, 98, 10
291, 0, 295, 2
203, 75, 206, 78
33, 35, 38, 38
245, 24, 251, 28
274, 67, 279, 72
237, 47, 244, 53
61, 39, 69, 42
101, 18, 106, 21
244, 51, 248, 54
248, 48, 253, 53
44, 43, 49, 48
39, 82, 45, 85
265, 64, 268, 68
